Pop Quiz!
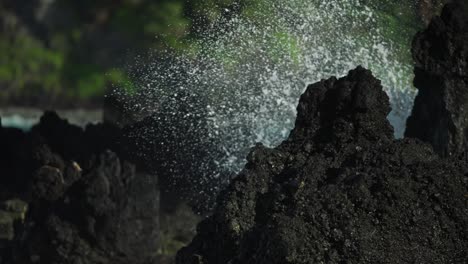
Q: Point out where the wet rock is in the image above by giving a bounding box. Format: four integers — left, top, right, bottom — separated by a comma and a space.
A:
176, 67, 468, 264
406, 0, 468, 157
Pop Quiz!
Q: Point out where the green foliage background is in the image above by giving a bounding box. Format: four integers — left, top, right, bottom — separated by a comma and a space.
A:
0, 0, 444, 107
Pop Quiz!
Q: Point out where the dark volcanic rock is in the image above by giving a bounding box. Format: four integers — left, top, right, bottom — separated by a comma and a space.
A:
406, 0, 468, 157
0, 113, 160, 264
176, 67, 468, 264
32, 165, 66, 202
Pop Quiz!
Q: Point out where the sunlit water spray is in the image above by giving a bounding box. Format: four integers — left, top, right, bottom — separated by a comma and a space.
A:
115, 0, 417, 198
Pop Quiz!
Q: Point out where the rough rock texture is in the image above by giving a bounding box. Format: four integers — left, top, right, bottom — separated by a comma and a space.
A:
406, 0, 468, 157
0, 112, 159, 264
177, 67, 468, 264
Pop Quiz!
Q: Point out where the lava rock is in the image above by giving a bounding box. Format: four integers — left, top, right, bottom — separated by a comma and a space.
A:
406, 0, 468, 157
30, 111, 123, 163
0, 112, 160, 264
31, 111, 87, 161
176, 67, 468, 264
32, 165, 65, 202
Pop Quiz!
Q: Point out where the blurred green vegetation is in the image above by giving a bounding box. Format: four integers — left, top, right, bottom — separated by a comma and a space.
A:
363, 0, 422, 63
0, 0, 241, 107
0, 0, 444, 108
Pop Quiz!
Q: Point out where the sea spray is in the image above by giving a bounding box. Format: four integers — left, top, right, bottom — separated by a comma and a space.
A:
115, 0, 418, 198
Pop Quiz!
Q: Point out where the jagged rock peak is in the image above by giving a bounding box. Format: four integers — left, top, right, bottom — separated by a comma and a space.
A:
290, 66, 393, 144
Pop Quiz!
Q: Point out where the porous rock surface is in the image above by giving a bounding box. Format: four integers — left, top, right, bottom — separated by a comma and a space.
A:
406, 0, 468, 157
0, 112, 159, 264
177, 67, 468, 264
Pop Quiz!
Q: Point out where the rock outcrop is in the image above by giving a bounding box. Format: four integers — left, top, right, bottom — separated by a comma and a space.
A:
406, 0, 468, 157
0, 112, 160, 264
176, 67, 468, 264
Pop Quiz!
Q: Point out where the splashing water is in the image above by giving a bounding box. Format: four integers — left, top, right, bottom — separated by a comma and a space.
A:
117, 0, 417, 180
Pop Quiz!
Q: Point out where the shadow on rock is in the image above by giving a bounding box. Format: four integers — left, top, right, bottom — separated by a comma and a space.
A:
0, 112, 160, 264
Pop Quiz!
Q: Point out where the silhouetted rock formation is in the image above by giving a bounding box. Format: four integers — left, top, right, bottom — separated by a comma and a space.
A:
176, 67, 468, 264
0, 112, 159, 264
406, 0, 468, 157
